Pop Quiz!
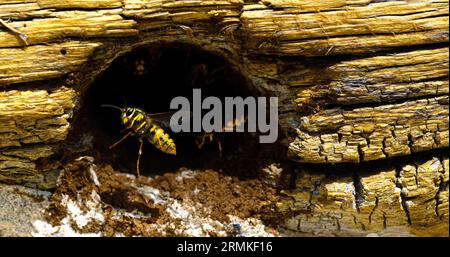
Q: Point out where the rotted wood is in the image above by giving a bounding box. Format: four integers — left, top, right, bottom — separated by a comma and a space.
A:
289, 95, 448, 163
0, 87, 75, 188
241, 0, 448, 56
278, 154, 449, 236
0, 0, 448, 235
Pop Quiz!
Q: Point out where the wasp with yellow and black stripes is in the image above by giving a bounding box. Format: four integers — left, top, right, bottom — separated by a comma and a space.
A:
101, 104, 177, 177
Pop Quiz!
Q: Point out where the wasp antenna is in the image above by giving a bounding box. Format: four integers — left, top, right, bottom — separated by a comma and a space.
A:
101, 104, 123, 112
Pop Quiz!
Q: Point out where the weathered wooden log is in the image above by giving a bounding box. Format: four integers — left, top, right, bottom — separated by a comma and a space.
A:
0, 0, 448, 235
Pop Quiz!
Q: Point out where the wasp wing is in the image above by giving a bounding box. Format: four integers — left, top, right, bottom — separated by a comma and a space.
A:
222, 114, 247, 132
148, 111, 191, 129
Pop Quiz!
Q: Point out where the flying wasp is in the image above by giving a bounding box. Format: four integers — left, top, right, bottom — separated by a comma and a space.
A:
101, 104, 177, 177
195, 114, 247, 159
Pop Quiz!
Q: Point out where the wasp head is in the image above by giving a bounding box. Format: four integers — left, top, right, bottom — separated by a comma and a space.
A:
121, 107, 136, 125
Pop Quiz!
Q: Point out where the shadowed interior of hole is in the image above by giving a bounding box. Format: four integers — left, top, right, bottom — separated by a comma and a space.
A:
69, 42, 283, 177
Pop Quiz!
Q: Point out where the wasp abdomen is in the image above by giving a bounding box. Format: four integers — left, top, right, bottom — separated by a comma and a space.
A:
148, 125, 176, 155
120, 107, 176, 155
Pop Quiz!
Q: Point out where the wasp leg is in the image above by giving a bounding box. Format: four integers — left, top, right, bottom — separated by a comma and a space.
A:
207, 133, 216, 155
109, 131, 132, 149
196, 134, 206, 149
136, 140, 144, 177
217, 138, 223, 159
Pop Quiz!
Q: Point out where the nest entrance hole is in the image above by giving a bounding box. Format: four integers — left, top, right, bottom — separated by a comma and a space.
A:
68, 42, 284, 177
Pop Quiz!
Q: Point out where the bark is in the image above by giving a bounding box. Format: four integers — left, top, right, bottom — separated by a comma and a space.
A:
0, 0, 448, 235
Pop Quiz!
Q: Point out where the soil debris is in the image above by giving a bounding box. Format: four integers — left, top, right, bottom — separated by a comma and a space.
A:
32, 156, 287, 236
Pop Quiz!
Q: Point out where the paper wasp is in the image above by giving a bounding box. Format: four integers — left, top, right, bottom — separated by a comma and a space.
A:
101, 104, 178, 177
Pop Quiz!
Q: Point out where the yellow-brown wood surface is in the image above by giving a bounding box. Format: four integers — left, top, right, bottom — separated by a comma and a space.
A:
278, 154, 449, 236
0, 0, 448, 235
